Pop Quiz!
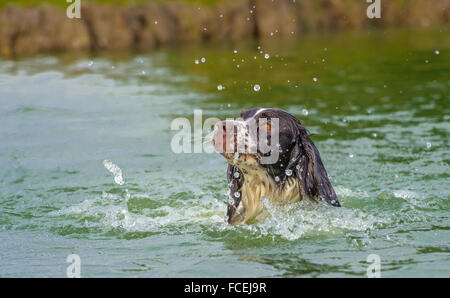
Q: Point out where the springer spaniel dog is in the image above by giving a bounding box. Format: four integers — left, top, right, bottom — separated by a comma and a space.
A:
212, 108, 340, 225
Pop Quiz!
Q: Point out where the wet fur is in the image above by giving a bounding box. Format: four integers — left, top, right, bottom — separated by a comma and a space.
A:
223, 108, 340, 225
227, 163, 301, 224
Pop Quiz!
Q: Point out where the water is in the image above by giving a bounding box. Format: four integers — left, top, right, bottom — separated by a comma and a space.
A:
0, 29, 449, 277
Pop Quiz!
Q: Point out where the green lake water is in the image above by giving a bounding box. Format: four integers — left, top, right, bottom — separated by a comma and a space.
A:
0, 29, 449, 277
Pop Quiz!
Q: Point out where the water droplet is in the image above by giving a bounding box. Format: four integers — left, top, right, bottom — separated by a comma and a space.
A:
234, 172, 240, 178
264, 53, 270, 59
285, 169, 293, 176
154, 20, 158, 24
349, 154, 354, 158
372, 133, 377, 138
302, 109, 309, 116
270, 32, 274, 36
234, 192, 240, 198
426, 142, 431, 149
194, 59, 199, 64
233, 152, 240, 163
253, 84, 261, 92
217, 84, 224, 91
313, 77, 318, 82
274, 176, 280, 182
201, 57, 206, 63
233, 50, 238, 54
434, 50, 440, 55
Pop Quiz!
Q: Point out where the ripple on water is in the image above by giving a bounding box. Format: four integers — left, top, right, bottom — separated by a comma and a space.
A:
237, 199, 383, 241
49, 160, 384, 241
50, 187, 383, 241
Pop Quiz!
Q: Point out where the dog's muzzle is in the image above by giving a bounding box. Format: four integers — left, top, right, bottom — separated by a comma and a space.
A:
212, 120, 239, 157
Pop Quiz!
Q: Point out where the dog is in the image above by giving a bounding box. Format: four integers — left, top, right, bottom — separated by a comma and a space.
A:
212, 108, 340, 225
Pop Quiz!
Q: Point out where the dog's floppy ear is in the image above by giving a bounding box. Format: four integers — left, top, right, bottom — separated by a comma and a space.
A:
226, 164, 244, 223
290, 128, 341, 207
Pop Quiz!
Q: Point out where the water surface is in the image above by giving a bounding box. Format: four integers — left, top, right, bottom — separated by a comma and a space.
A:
0, 29, 449, 277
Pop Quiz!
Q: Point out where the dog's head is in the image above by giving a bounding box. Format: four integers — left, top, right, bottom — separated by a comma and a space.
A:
212, 108, 340, 224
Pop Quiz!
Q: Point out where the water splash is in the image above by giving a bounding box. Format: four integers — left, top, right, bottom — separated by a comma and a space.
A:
51, 185, 384, 241
103, 160, 125, 185
55, 160, 382, 241
393, 190, 421, 200
51, 192, 226, 233
249, 198, 381, 240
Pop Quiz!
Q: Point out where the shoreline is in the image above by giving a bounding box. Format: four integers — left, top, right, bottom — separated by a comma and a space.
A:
0, 0, 448, 56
